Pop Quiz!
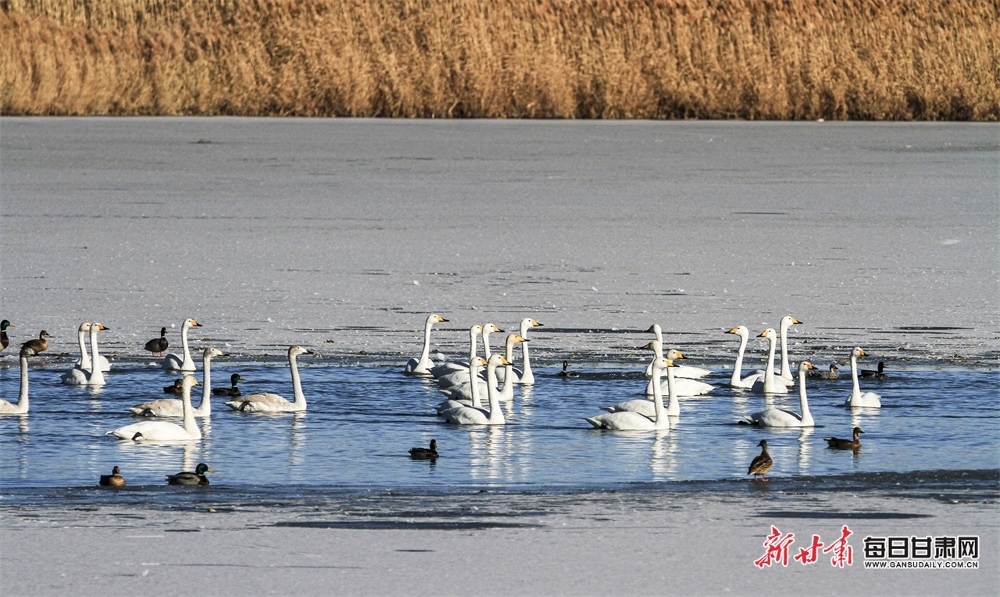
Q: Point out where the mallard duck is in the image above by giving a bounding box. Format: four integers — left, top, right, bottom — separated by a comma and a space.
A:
748, 440, 773, 481
808, 363, 839, 379
212, 373, 244, 397
860, 361, 886, 379
163, 379, 183, 394
0, 319, 11, 351
559, 360, 580, 378
21, 330, 51, 355
409, 439, 439, 460
166, 463, 214, 485
99, 466, 126, 487
145, 327, 169, 357
824, 427, 864, 450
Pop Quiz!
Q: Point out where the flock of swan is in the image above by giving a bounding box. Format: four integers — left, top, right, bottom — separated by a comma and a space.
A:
1, 312, 884, 481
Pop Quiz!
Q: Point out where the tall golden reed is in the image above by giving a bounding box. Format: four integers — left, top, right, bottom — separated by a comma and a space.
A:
1, 0, 997, 119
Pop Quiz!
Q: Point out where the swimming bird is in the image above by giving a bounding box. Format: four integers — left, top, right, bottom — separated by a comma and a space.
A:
0, 319, 11, 351
226, 345, 312, 413
642, 341, 713, 396
429, 325, 483, 379
21, 330, 51, 356
585, 358, 674, 430
742, 362, 816, 427
748, 440, 773, 481
213, 373, 244, 397
824, 427, 864, 450
750, 329, 789, 394
166, 463, 214, 485
70, 321, 111, 373
439, 334, 527, 403
442, 354, 510, 425
808, 363, 839, 380
109, 375, 202, 441
599, 354, 681, 418
163, 318, 201, 371
727, 325, 762, 389
559, 360, 579, 378
860, 361, 887, 379
646, 323, 711, 379
99, 466, 126, 487
512, 317, 543, 384
0, 348, 32, 415
409, 439, 439, 460
130, 348, 224, 417
403, 314, 448, 375
144, 327, 169, 357
61, 323, 109, 386
845, 347, 882, 408
435, 357, 487, 414
776, 316, 803, 383
163, 379, 183, 394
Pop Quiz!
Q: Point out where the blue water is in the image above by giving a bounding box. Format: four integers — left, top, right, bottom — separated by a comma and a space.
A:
1, 354, 996, 502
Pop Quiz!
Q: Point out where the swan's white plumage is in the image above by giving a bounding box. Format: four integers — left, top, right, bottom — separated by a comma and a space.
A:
61, 323, 108, 386
743, 362, 816, 427
750, 329, 789, 394
129, 347, 224, 417
642, 341, 713, 396
438, 334, 526, 403
645, 324, 711, 379
585, 358, 673, 430
404, 314, 448, 375
442, 354, 509, 425
726, 326, 762, 389
163, 318, 201, 371
845, 347, 882, 408
429, 325, 482, 379
71, 321, 111, 373
777, 316, 802, 382
226, 345, 312, 412
600, 355, 680, 418
0, 349, 31, 415
108, 376, 201, 441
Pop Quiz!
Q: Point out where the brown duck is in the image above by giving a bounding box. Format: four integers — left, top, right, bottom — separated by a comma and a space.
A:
99, 466, 126, 487
144, 327, 169, 357
21, 330, 51, 355
409, 439, 439, 460
824, 427, 864, 450
748, 439, 773, 481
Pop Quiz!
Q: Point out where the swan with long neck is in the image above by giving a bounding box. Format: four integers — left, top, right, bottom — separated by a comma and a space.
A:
129, 347, 224, 417
599, 353, 680, 418
643, 341, 713, 396
585, 358, 673, 430
108, 375, 201, 441
438, 334, 527, 404
61, 323, 109, 386
777, 316, 802, 382
512, 317, 543, 384
226, 345, 312, 412
845, 347, 881, 408
404, 314, 448, 375
0, 348, 31, 415
646, 324, 711, 379
163, 318, 201, 371
726, 326, 762, 389
436, 357, 487, 414
750, 329, 788, 394
429, 325, 482, 379
742, 362, 816, 427
71, 321, 111, 372
442, 354, 510, 425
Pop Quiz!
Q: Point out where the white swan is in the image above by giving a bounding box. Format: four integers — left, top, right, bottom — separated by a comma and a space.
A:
163, 318, 202, 371
726, 325, 762, 389
645, 324, 711, 379
0, 348, 31, 415
481, 323, 502, 360
429, 325, 482, 379
128, 348, 224, 417
61, 323, 109, 386
585, 358, 673, 430
71, 321, 111, 373
436, 357, 487, 414
777, 315, 803, 382
600, 354, 680, 418
442, 354, 510, 425
438, 334, 527, 403
743, 362, 816, 427
403, 314, 448, 375
512, 317, 543, 384
642, 341, 713, 396
226, 345, 312, 412
750, 329, 789, 394
845, 347, 882, 408
107, 375, 201, 441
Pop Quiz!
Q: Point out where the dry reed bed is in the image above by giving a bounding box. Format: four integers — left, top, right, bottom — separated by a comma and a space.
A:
1, 0, 997, 119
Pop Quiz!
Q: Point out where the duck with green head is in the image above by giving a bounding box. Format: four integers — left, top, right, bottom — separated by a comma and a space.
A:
166, 463, 214, 485
0, 320, 11, 351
